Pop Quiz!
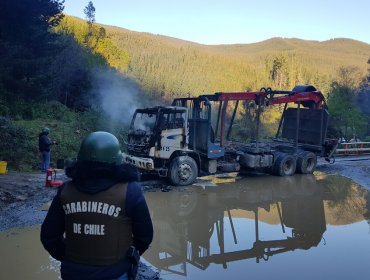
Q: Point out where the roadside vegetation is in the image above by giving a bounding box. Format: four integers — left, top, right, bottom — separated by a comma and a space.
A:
0, 0, 369, 171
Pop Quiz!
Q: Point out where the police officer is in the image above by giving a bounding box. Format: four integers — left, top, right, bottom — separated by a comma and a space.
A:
40, 131, 153, 280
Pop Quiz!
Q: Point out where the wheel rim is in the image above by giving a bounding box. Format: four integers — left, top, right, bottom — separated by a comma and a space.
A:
178, 163, 193, 181
283, 159, 294, 174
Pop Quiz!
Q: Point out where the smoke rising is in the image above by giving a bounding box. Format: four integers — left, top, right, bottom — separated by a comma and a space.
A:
91, 69, 143, 126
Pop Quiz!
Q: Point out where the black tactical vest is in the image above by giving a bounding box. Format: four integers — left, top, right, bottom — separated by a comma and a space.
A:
60, 182, 133, 265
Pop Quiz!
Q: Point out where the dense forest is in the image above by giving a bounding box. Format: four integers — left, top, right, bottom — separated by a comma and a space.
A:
0, 0, 369, 170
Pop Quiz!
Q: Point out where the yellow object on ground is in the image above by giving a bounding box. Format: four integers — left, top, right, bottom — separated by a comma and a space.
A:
197, 173, 237, 185
0, 161, 7, 174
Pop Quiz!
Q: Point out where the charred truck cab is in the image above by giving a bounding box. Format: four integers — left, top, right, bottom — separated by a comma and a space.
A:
123, 85, 338, 186
124, 106, 201, 185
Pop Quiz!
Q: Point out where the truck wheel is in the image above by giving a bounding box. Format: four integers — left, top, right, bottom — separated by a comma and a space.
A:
269, 152, 283, 174
296, 151, 317, 174
169, 156, 198, 186
273, 153, 296, 176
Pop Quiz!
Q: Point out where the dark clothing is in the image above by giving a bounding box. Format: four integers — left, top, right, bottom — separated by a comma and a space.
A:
39, 133, 52, 152
40, 162, 153, 280
61, 182, 133, 266
61, 260, 129, 280
39, 132, 52, 171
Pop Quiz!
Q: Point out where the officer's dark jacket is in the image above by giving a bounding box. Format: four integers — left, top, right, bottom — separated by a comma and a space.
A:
40, 162, 153, 280
39, 133, 51, 152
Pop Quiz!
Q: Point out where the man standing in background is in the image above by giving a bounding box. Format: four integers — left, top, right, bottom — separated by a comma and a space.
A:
38, 127, 56, 172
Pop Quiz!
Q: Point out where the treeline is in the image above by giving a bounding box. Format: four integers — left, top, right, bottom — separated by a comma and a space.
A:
65, 15, 370, 140
107, 28, 369, 98
0, 0, 369, 170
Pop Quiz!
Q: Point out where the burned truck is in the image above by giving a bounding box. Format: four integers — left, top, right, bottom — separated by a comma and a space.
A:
123, 85, 338, 186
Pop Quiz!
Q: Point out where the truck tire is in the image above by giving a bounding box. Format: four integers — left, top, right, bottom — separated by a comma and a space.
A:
296, 151, 317, 174
269, 152, 283, 174
168, 156, 198, 186
273, 153, 296, 176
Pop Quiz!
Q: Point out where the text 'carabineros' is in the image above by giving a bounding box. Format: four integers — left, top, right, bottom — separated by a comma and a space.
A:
62, 201, 122, 217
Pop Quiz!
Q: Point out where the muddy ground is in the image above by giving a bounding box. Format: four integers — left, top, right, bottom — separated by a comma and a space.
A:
1, 156, 370, 231
0, 156, 369, 279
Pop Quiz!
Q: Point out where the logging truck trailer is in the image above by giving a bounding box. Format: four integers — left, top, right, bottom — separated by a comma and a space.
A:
122, 85, 338, 186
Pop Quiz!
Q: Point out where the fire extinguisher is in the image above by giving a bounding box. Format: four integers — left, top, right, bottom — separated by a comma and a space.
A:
45, 168, 63, 187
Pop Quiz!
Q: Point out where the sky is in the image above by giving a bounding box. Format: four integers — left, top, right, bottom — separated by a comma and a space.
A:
63, 0, 370, 45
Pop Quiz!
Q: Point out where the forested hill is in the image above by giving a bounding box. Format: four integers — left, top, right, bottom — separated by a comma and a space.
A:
0, 2, 369, 171
58, 15, 370, 145
84, 16, 370, 97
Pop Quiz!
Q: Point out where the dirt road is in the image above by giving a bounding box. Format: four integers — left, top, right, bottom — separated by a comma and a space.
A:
0, 172, 61, 231
1, 156, 369, 232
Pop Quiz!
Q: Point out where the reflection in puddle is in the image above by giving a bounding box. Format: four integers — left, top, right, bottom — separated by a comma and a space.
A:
1, 173, 370, 280
143, 173, 370, 280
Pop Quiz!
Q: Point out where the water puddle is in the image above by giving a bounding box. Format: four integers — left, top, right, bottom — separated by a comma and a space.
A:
0, 226, 60, 279
1, 173, 370, 280
142, 173, 370, 279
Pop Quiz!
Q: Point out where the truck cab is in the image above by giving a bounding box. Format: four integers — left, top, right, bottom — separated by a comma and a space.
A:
123, 106, 205, 185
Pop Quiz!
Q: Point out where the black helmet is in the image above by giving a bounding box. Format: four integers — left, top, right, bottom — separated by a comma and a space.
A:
77, 131, 123, 164
42, 127, 50, 134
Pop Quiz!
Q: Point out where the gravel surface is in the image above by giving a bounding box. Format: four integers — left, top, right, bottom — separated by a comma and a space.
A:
0, 172, 60, 231
316, 156, 370, 189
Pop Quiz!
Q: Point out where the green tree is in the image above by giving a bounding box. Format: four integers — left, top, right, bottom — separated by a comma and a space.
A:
0, 0, 64, 104
357, 58, 370, 137
327, 67, 367, 139
83, 1, 96, 46
84, 1, 96, 24
270, 54, 288, 88
48, 35, 92, 108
